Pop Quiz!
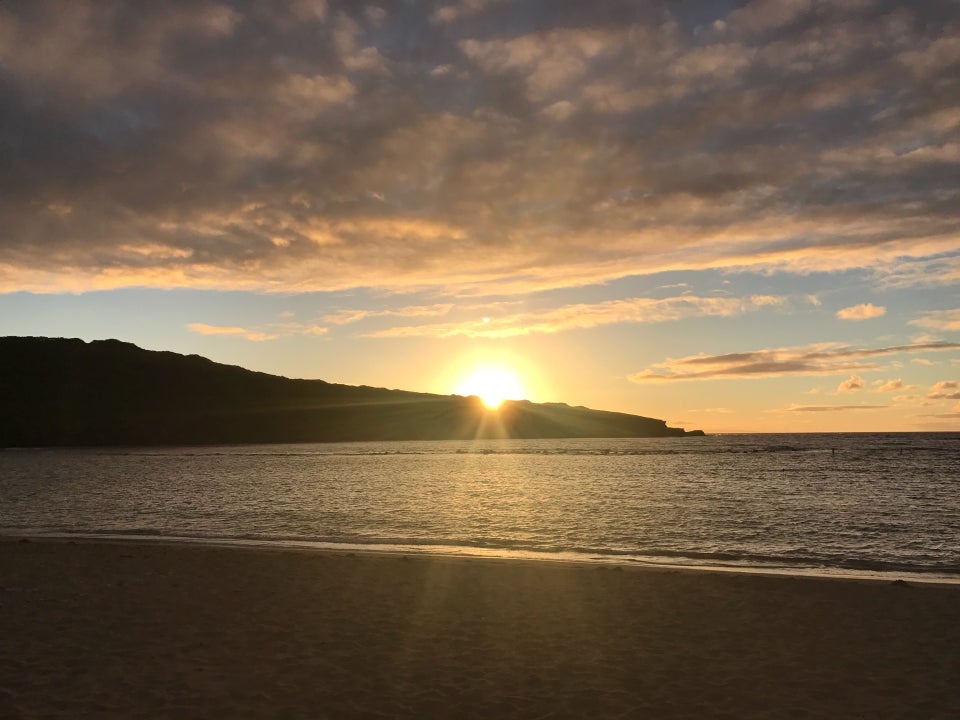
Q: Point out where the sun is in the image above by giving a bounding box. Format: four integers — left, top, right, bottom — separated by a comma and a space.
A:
455, 367, 526, 409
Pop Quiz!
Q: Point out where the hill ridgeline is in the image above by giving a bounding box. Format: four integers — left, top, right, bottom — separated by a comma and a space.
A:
0, 337, 703, 447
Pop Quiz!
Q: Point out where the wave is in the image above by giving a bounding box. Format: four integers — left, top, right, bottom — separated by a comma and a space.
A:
11, 527, 960, 578
79, 445, 827, 458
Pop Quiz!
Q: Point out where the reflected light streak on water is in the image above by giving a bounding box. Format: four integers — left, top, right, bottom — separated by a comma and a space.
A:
1, 433, 958, 577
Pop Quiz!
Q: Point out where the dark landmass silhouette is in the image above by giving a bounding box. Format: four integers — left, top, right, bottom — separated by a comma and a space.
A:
0, 337, 703, 447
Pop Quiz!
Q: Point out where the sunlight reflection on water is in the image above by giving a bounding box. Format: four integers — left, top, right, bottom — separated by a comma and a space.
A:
1, 434, 958, 576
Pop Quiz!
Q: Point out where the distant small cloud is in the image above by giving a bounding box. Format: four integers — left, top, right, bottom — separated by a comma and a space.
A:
324, 304, 454, 326
187, 321, 326, 341
365, 6, 387, 24
912, 358, 935, 366
782, 404, 888, 412
836, 375, 865, 393
386, 304, 455, 318
541, 100, 576, 121
323, 310, 371, 325
629, 341, 960, 383
187, 323, 276, 342
290, 0, 327, 22
873, 378, 913, 392
910, 309, 960, 332
430, 0, 495, 24
927, 380, 960, 400
296, 325, 329, 336
188, 322, 242, 336
880, 257, 960, 291
687, 407, 734, 414
750, 295, 786, 307
836, 303, 886, 320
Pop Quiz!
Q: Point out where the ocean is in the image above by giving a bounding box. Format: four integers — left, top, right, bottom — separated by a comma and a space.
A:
2, 433, 958, 580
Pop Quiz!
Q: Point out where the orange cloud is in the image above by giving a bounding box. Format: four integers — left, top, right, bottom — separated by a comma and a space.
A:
0, 1, 957, 299
910, 309, 960, 332
781, 404, 888, 412
187, 323, 277, 342
874, 379, 913, 392
836, 303, 886, 320
187, 321, 327, 341
365, 295, 789, 339
927, 380, 960, 400
630, 341, 960, 382
836, 375, 865, 393
323, 304, 454, 326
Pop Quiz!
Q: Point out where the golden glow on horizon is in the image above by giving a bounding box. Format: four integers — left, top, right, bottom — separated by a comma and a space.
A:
455, 366, 526, 409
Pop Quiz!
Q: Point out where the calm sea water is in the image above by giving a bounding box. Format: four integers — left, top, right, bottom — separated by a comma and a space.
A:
1, 434, 958, 579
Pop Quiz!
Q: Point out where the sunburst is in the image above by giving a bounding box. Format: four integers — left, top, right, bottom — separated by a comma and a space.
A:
455, 366, 526, 409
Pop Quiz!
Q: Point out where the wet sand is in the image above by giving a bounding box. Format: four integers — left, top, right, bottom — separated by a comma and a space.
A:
1, 538, 958, 719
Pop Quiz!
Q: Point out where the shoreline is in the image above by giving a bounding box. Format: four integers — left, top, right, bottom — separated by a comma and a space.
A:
5, 531, 960, 587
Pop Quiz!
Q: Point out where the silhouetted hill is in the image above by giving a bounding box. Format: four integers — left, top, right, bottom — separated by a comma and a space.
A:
0, 337, 702, 447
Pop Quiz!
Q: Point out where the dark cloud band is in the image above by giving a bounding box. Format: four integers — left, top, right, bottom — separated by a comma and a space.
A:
1, 0, 957, 294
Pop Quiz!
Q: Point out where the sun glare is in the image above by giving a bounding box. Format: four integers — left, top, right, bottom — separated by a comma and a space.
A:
456, 367, 526, 409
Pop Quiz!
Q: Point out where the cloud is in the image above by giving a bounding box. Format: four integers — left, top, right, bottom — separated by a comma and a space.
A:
292, 325, 329, 337
725, 0, 812, 37
927, 380, 960, 400
836, 303, 886, 320
877, 254, 960, 290
836, 375, 864, 393
290, 0, 327, 22
187, 320, 327, 342
187, 323, 277, 342
430, 0, 500, 25
781, 404, 889, 412
874, 379, 912, 392
629, 341, 960, 382
365, 294, 789, 339
323, 304, 454, 326
0, 1, 956, 295
910, 309, 960, 332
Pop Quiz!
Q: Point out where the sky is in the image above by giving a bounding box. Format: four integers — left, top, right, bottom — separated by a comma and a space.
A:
1, 0, 959, 433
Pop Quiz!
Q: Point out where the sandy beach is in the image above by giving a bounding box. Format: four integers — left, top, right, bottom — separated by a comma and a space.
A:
1, 539, 958, 719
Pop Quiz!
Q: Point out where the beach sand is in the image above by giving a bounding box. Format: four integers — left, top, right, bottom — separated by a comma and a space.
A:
1, 539, 958, 719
